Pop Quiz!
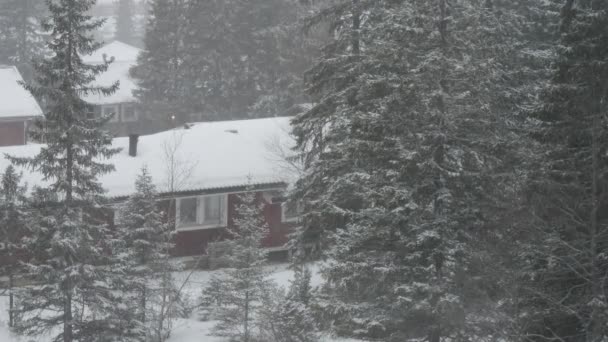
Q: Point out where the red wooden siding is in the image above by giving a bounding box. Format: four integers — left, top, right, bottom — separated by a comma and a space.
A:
172, 192, 291, 257
0, 121, 26, 147
0, 188, 291, 265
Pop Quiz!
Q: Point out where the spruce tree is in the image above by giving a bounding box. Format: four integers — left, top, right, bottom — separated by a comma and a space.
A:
203, 188, 272, 342
0, 165, 27, 328
115, 0, 135, 45
117, 166, 176, 342
0, 0, 46, 79
8, 0, 123, 341
175, 0, 319, 120
291, 0, 551, 340
130, 0, 187, 125
523, 1, 608, 341
264, 266, 317, 342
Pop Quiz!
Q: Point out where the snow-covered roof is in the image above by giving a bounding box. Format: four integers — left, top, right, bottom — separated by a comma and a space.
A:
0, 66, 43, 120
82, 61, 138, 105
0, 117, 296, 198
83, 41, 141, 64
82, 41, 141, 105
95, 0, 145, 5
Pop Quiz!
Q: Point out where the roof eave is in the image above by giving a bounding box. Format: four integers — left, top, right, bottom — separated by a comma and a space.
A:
0, 114, 42, 122
107, 181, 289, 202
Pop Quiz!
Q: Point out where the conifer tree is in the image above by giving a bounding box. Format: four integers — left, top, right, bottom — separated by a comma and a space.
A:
263, 266, 317, 342
115, 0, 135, 45
523, 1, 608, 341
131, 0, 187, 125
203, 188, 272, 342
172, 0, 320, 120
117, 166, 177, 342
291, 0, 552, 340
8, 0, 123, 341
0, 165, 27, 328
0, 0, 46, 79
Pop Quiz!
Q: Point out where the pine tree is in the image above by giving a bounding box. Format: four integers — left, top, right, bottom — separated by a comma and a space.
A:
0, 165, 27, 328
117, 166, 177, 342
115, 0, 135, 45
291, 0, 552, 340
176, 0, 320, 120
522, 1, 608, 341
203, 188, 272, 342
261, 266, 317, 342
0, 0, 46, 80
130, 0, 187, 125
7, 0, 123, 341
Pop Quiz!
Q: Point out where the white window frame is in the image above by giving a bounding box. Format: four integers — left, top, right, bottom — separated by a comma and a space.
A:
113, 207, 124, 226
85, 106, 97, 120
176, 194, 228, 231
281, 202, 300, 223
102, 105, 120, 122
121, 104, 139, 122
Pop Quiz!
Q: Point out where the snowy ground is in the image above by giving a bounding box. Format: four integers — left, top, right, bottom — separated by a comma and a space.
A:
0, 263, 361, 342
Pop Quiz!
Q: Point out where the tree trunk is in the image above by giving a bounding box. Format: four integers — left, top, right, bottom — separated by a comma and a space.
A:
64, 284, 73, 342
429, 327, 441, 342
9, 273, 14, 328
352, 0, 360, 55
19, 0, 28, 64
141, 285, 147, 323
244, 289, 250, 342
438, 0, 448, 47
587, 111, 602, 342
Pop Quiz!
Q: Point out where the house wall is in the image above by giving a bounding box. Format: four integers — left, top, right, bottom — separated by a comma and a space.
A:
94, 103, 175, 138
169, 192, 291, 257
0, 120, 26, 146
0, 188, 292, 266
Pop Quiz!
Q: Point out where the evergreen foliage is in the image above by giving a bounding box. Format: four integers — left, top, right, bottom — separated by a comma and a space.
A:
133, 0, 322, 123
0, 165, 27, 328
116, 166, 177, 342
7, 0, 122, 341
180, 0, 319, 120
262, 266, 318, 342
203, 188, 272, 342
290, 0, 557, 340
130, 0, 188, 125
115, 0, 136, 46
523, 1, 608, 341
0, 0, 46, 79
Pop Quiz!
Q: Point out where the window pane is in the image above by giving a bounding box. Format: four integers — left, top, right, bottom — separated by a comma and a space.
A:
114, 209, 123, 225
282, 202, 301, 222
122, 105, 137, 122
203, 195, 222, 225
179, 198, 198, 226
103, 106, 119, 122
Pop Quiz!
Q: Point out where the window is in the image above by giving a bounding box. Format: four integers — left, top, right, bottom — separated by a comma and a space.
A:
122, 105, 138, 122
85, 106, 97, 120
102, 105, 120, 122
113, 208, 123, 226
281, 202, 301, 223
202, 195, 222, 226
178, 197, 198, 227
176, 194, 227, 230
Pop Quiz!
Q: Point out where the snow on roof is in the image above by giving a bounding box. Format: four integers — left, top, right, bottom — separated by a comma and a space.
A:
0, 66, 43, 120
83, 41, 141, 64
81, 41, 141, 105
95, 0, 144, 5
82, 61, 138, 105
0, 117, 297, 198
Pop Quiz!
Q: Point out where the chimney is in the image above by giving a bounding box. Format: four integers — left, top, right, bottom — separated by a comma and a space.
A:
128, 134, 139, 157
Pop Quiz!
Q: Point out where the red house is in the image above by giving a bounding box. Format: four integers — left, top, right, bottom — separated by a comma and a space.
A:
0, 116, 298, 259
0, 66, 43, 147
